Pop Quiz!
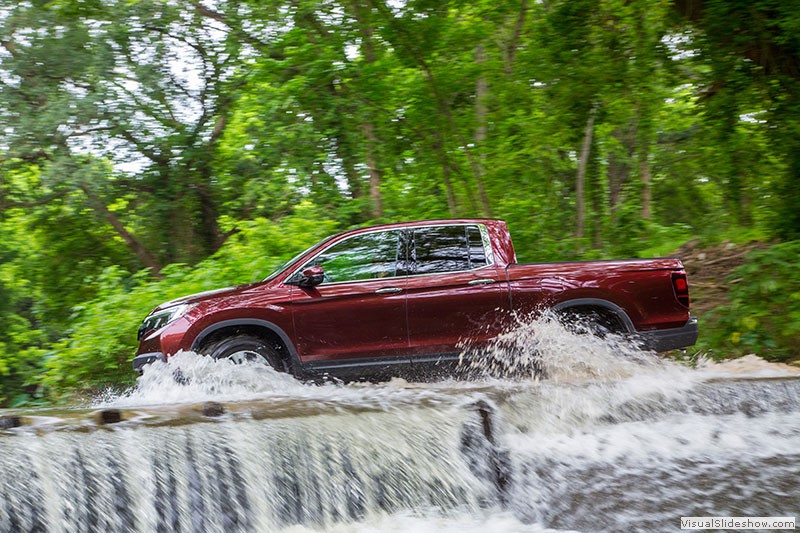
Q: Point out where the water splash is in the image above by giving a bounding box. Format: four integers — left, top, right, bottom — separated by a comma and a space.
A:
99, 351, 305, 407
463, 312, 676, 383
96, 352, 486, 413
100, 314, 667, 411
97, 315, 799, 418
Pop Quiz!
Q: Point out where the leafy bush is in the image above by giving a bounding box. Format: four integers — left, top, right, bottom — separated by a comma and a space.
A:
0, 315, 48, 407
702, 241, 800, 362
40, 214, 338, 401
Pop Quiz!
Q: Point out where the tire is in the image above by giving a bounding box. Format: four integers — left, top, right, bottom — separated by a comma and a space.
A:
557, 309, 619, 338
201, 334, 288, 373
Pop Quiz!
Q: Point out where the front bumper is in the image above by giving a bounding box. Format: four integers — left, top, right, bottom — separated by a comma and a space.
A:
133, 352, 165, 373
637, 316, 699, 352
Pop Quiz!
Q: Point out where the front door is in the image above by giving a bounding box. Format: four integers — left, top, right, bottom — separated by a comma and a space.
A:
289, 229, 410, 366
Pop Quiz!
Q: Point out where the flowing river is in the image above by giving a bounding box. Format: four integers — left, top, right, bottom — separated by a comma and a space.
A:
1, 319, 798, 532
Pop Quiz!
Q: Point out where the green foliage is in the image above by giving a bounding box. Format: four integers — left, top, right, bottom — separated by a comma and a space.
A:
1, 0, 799, 403
0, 316, 48, 407
701, 242, 800, 362
38, 213, 338, 401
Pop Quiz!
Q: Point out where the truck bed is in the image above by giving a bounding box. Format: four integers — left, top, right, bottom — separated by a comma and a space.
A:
505, 257, 690, 333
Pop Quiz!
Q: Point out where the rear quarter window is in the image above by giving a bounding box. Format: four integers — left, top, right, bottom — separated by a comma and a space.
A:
412, 225, 487, 275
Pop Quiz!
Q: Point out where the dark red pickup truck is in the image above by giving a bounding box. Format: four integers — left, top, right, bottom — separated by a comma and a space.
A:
134, 219, 698, 378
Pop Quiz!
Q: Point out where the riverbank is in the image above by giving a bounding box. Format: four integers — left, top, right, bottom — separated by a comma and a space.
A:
674, 240, 800, 365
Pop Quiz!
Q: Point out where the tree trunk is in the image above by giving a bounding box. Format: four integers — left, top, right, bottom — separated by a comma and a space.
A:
79, 184, 164, 277
474, 44, 492, 218
640, 148, 652, 220
576, 107, 596, 240
195, 179, 225, 252
196, 115, 227, 253
363, 121, 383, 218
504, 0, 528, 74
432, 132, 459, 216
607, 123, 636, 222
355, 1, 383, 218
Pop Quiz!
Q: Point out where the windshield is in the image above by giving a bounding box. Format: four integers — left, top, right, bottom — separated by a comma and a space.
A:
262, 235, 335, 282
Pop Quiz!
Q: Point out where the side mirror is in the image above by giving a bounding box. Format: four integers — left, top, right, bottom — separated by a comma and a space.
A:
299, 265, 324, 287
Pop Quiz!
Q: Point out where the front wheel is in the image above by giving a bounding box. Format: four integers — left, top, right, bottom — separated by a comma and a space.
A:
201, 334, 288, 373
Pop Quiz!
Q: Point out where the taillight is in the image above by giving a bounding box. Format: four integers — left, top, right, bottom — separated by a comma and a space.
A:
672, 272, 690, 308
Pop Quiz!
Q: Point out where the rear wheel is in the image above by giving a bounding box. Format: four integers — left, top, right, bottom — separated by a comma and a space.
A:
200, 334, 289, 373
557, 308, 622, 338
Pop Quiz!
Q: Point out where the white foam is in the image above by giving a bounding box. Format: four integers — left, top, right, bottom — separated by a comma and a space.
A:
280, 510, 562, 533
96, 351, 485, 411
506, 411, 800, 463
695, 353, 800, 378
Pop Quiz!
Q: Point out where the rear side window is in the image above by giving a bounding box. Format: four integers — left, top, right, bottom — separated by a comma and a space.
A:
412, 225, 487, 275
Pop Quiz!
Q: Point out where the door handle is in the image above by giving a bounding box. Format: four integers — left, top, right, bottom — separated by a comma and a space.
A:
468, 278, 496, 286
375, 287, 403, 294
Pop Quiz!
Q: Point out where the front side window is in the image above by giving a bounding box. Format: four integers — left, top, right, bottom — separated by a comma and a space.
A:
264, 236, 335, 281
412, 225, 488, 275
296, 230, 402, 284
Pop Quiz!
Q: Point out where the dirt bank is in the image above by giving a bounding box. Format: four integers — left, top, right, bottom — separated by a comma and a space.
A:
673, 240, 768, 317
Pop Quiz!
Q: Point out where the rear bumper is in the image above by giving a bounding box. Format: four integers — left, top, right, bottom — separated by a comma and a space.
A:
133, 352, 165, 373
637, 316, 699, 352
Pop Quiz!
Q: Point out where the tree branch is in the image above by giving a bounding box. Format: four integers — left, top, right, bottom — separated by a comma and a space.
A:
78, 183, 165, 277
0, 39, 17, 57
0, 191, 68, 211
504, 0, 528, 74
113, 127, 171, 167
193, 2, 287, 61
64, 126, 115, 139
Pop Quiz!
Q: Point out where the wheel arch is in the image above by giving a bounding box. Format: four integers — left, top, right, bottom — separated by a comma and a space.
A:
190, 319, 302, 370
551, 298, 635, 333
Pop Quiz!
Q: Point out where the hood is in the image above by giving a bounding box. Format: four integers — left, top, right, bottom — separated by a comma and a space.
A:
153, 282, 262, 312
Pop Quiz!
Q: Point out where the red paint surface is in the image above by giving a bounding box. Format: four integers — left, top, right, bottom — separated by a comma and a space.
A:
136, 219, 693, 365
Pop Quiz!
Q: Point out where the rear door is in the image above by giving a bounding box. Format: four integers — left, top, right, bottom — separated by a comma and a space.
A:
289, 229, 410, 365
405, 224, 507, 362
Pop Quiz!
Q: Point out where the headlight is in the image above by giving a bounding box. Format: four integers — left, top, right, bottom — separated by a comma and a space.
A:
137, 303, 195, 341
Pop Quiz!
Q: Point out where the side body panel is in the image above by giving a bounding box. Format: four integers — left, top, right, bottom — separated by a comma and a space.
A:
290, 280, 409, 362
506, 258, 691, 331
405, 267, 509, 359
136, 284, 297, 359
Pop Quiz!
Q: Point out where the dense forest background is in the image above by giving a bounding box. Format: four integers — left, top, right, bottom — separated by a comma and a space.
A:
1, 0, 799, 406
